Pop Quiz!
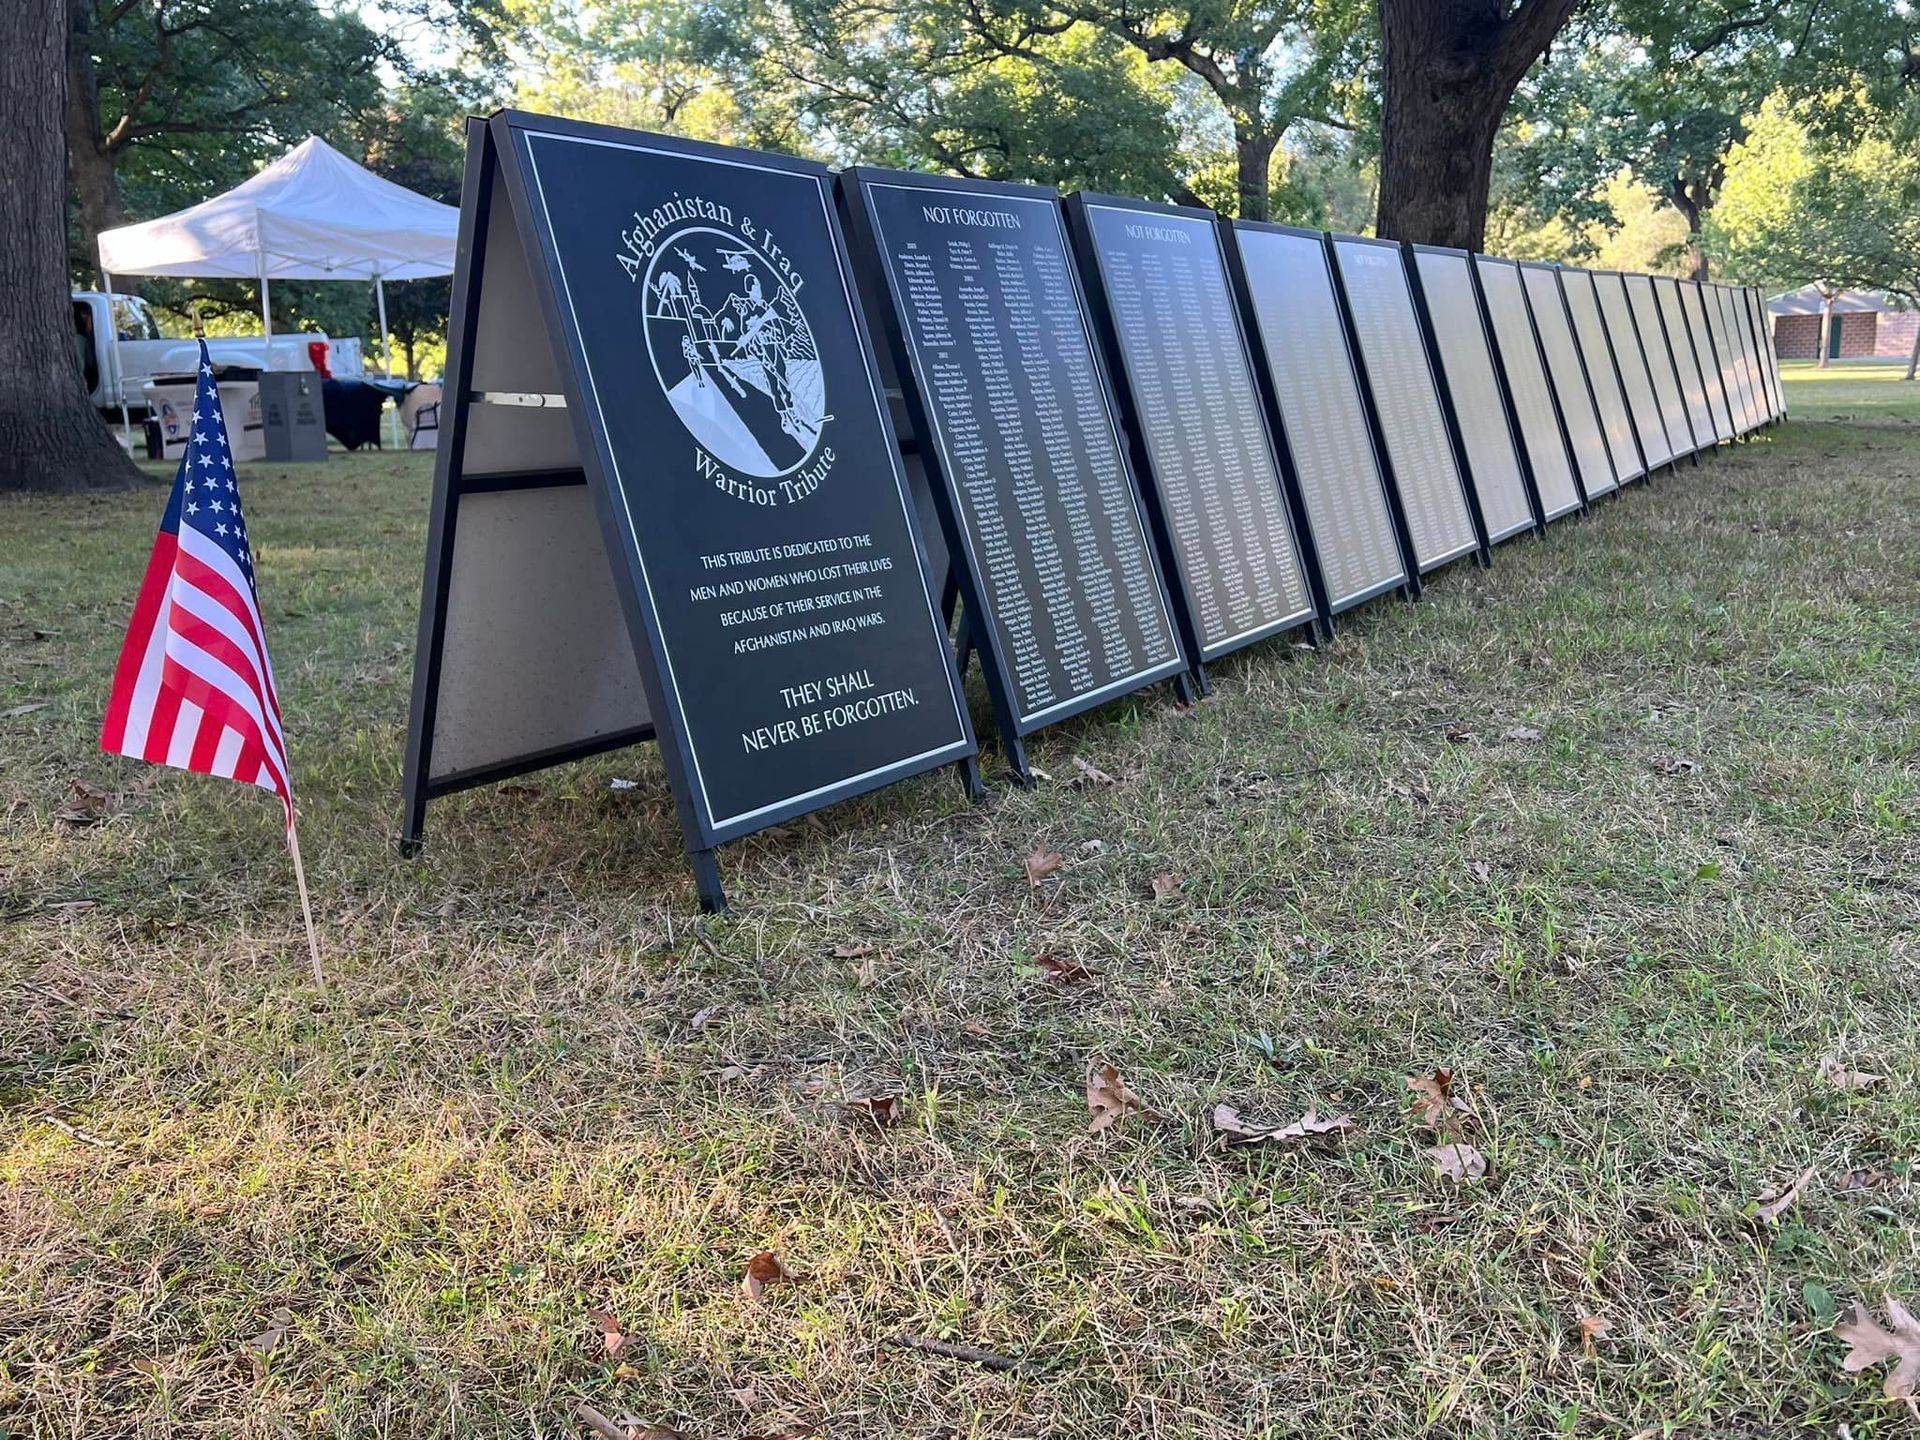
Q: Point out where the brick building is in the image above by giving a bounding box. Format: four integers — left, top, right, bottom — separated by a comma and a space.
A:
1767, 286, 1920, 362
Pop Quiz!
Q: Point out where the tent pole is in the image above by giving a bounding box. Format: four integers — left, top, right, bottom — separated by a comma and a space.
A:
375, 273, 401, 448
101, 268, 132, 449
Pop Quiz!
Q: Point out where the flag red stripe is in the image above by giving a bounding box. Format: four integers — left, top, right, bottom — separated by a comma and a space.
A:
100, 532, 177, 751
188, 715, 224, 773
141, 685, 184, 766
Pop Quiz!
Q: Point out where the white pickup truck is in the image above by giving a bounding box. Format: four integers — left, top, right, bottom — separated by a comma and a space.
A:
71, 290, 365, 419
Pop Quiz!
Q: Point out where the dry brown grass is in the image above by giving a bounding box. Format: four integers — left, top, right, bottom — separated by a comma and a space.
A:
2, 378, 1917, 1437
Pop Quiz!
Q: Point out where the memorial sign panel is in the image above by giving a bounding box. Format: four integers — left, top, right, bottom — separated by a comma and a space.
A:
1328, 235, 1487, 571
1654, 276, 1717, 443
1624, 273, 1698, 459
1706, 285, 1749, 432
1561, 268, 1645, 486
1225, 221, 1413, 614
841, 168, 1187, 780
1409, 246, 1539, 542
1720, 285, 1761, 431
1750, 285, 1785, 419
1066, 193, 1322, 671
1592, 270, 1672, 470
1520, 263, 1615, 499
401, 113, 978, 911
1680, 281, 1734, 442
1474, 256, 1583, 523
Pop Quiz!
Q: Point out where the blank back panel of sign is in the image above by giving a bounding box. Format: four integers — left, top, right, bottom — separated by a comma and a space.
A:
1329, 237, 1481, 571
1625, 273, 1697, 459
1680, 282, 1733, 442
1593, 271, 1671, 470
1412, 248, 1536, 542
1475, 257, 1582, 522
1654, 277, 1717, 444
1561, 268, 1643, 486
1231, 224, 1408, 611
1521, 265, 1615, 499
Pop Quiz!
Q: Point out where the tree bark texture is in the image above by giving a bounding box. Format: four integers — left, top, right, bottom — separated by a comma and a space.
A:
1376, 0, 1579, 249
65, 0, 129, 277
1, 0, 142, 493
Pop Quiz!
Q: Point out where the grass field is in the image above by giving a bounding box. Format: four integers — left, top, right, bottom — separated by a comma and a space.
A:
3, 380, 1917, 1437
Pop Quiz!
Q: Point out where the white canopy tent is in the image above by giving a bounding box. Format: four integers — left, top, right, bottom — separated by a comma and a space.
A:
96, 135, 458, 382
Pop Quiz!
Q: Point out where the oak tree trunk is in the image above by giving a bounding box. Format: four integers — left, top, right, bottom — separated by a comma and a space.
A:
1376, 0, 1578, 249
1235, 130, 1279, 223
64, 0, 129, 279
1, 0, 142, 493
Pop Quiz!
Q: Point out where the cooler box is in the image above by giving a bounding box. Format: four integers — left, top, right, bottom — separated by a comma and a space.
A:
144, 378, 266, 463
258, 371, 329, 462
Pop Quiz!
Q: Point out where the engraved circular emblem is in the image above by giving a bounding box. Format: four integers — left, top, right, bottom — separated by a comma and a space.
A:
643, 224, 829, 482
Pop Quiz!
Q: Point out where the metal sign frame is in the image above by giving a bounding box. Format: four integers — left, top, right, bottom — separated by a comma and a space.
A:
1560, 267, 1650, 488
1472, 253, 1588, 523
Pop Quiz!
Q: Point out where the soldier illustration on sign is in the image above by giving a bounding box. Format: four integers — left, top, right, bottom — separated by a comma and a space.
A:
644, 225, 831, 483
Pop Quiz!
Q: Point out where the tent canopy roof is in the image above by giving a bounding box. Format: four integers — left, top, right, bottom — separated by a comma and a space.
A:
97, 136, 457, 282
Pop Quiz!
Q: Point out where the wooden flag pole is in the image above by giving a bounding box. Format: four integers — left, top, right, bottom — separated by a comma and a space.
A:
287, 813, 325, 989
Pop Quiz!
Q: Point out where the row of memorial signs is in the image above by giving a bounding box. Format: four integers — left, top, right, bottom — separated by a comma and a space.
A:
400, 112, 1787, 910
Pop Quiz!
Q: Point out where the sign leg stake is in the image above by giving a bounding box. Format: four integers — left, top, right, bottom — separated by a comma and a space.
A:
955, 755, 985, 802
1177, 668, 1206, 704
1004, 735, 1033, 789
689, 847, 728, 914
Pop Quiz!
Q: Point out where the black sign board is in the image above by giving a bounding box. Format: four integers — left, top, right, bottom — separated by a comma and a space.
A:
1521, 263, 1616, 499
839, 168, 1187, 782
1679, 281, 1734, 442
1591, 270, 1672, 471
1327, 235, 1488, 573
1063, 193, 1322, 676
1408, 246, 1541, 543
1223, 221, 1414, 615
1561, 268, 1646, 487
1473, 256, 1584, 522
1654, 276, 1718, 444
1623, 273, 1700, 460
400, 113, 978, 911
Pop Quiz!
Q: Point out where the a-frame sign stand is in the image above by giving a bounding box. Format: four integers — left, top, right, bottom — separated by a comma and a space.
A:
401, 113, 980, 911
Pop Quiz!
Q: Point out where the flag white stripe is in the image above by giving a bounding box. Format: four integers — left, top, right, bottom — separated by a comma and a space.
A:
118, 585, 173, 757
211, 726, 245, 778
175, 525, 287, 764
165, 700, 204, 769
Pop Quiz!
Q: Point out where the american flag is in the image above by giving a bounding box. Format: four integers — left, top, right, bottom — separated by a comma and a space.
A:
101, 340, 292, 827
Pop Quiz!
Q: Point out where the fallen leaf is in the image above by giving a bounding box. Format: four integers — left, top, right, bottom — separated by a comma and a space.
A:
588, 1307, 627, 1358
1647, 753, 1696, 776
833, 942, 878, 959
1835, 1297, 1920, 1401
53, 780, 112, 827
1578, 1313, 1611, 1357
1753, 1167, 1817, 1224
1036, 954, 1101, 984
1087, 1062, 1156, 1132
2, 702, 48, 719
1407, 1068, 1474, 1133
841, 1094, 902, 1128
1024, 849, 1065, 886
742, 1250, 796, 1301
1501, 725, 1545, 743
1079, 838, 1106, 855
609, 777, 640, 791
1210, 1103, 1356, 1147
1840, 1167, 1895, 1193
1427, 1142, 1488, 1183
1151, 872, 1181, 902
688, 1005, 722, 1034
1071, 756, 1116, 785
241, 1307, 292, 1379
856, 952, 885, 988
1820, 1056, 1886, 1092
575, 1402, 683, 1440
1469, 860, 1491, 883
1443, 723, 1474, 745
961, 1020, 992, 1037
